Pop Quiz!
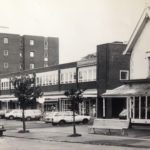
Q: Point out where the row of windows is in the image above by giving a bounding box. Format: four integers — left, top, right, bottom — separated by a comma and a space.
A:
2, 38, 49, 47
3, 62, 33, 69
78, 66, 96, 82
0, 68, 129, 90
36, 71, 58, 86
3, 62, 48, 70
60, 68, 76, 84
2, 38, 34, 45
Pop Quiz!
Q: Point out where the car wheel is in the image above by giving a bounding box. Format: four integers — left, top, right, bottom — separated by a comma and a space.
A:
52, 122, 57, 126
26, 117, 31, 121
59, 120, 66, 126
82, 119, 88, 124
9, 116, 14, 120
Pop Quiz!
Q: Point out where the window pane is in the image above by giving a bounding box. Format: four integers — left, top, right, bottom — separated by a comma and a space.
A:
4, 50, 8, 56
30, 40, 34, 45
30, 64, 34, 69
4, 38, 8, 44
30, 51, 34, 57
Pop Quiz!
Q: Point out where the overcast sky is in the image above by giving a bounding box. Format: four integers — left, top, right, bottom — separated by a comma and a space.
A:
0, 0, 148, 63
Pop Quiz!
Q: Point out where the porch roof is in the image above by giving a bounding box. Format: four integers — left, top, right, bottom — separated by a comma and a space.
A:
102, 83, 150, 97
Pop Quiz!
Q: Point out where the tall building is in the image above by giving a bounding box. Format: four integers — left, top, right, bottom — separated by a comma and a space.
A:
0, 33, 59, 74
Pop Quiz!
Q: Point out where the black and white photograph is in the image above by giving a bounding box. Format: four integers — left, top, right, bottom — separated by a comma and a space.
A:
0, 0, 150, 149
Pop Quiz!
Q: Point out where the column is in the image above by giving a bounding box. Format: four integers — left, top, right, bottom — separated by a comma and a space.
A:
139, 96, 141, 119
96, 97, 98, 118
145, 96, 148, 119
103, 97, 105, 118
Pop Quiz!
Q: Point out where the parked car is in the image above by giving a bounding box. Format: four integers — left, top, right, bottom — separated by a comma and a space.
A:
0, 110, 7, 119
43, 111, 91, 125
5, 109, 42, 121
5, 109, 22, 120
119, 107, 150, 119
119, 109, 127, 119
24, 109, 42, 121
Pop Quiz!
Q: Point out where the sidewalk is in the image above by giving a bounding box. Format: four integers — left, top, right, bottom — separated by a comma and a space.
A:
3, 125, 150, 149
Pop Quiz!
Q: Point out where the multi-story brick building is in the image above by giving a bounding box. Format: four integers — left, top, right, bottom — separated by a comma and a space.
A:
97, 42, 130, 117
0, 33, 59, 74
0, 42, 129, 118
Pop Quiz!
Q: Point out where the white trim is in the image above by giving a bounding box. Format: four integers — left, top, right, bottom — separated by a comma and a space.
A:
120, 70, 129, 80
123, 7, 150, 55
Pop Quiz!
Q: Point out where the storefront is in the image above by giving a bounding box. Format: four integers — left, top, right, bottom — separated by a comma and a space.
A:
0, 95, 18, 110
80, 89, 97, 117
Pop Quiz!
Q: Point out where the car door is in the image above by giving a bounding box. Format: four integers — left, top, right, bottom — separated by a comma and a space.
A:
74, 113, 82, 122
63, 112, 73, 123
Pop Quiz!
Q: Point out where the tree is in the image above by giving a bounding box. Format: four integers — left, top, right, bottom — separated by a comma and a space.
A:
11, 73, 43, 133
64, 89, 84, 137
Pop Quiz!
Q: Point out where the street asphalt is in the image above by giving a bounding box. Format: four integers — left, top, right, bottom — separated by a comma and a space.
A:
2, 124, 150, 149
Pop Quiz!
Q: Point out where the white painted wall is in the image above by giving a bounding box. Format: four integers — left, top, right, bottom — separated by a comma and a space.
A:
130, 19, 150, 79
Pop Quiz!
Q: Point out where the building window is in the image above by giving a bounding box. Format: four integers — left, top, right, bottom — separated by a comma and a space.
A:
44, 61, 48, 67
36, 71, 58, 86
30, 63, 34, 69
20, 64, 23, 70
30, 40, 34, 46
78, 66, 96, 82
4, 63, 8, 69
44, 57, 48, 61
44, 38, 48, 50
4, 50, 8, 56
20, 52, 23, 57
61, 100, 72, 111
120, 70, 129, 80
3, 38, 8, 44
30, 51, 34, 58
60, 68, 76, 84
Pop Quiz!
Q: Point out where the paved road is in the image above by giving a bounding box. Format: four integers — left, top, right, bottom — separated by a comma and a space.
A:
0, 137, 146, 150
0, 119, 52, 130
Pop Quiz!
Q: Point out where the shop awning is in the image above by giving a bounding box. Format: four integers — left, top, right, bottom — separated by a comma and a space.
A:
102, 83, 150, 97
82, 89, 97, 97
44, 91, 65, 96
0, 95, 18, 102
37, 91, 66, 103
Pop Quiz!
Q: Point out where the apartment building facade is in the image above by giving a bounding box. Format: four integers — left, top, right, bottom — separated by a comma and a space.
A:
0, 33, 59, 74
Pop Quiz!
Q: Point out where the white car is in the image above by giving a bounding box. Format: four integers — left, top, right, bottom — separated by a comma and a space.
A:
5, 109, 22, 120
5, 109, 42, 121
0, 110, 7, 119
43, 111, 91, 125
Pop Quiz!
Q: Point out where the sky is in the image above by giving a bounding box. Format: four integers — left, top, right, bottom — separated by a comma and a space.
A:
0, 0, 148, 63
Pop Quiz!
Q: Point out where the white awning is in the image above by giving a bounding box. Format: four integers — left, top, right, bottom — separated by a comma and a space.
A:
82, 89, 97, 97
0, 95, 18, 102
37, 91, 66, 103
44, 91, 65, 96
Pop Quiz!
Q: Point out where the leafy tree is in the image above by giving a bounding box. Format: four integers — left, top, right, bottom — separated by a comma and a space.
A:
64, 89, 84, 137
12, 73, 43, 133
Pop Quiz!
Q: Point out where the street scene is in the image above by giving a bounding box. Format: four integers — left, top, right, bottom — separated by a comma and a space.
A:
1, 0, 150, 149
1, 119, 150, 150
